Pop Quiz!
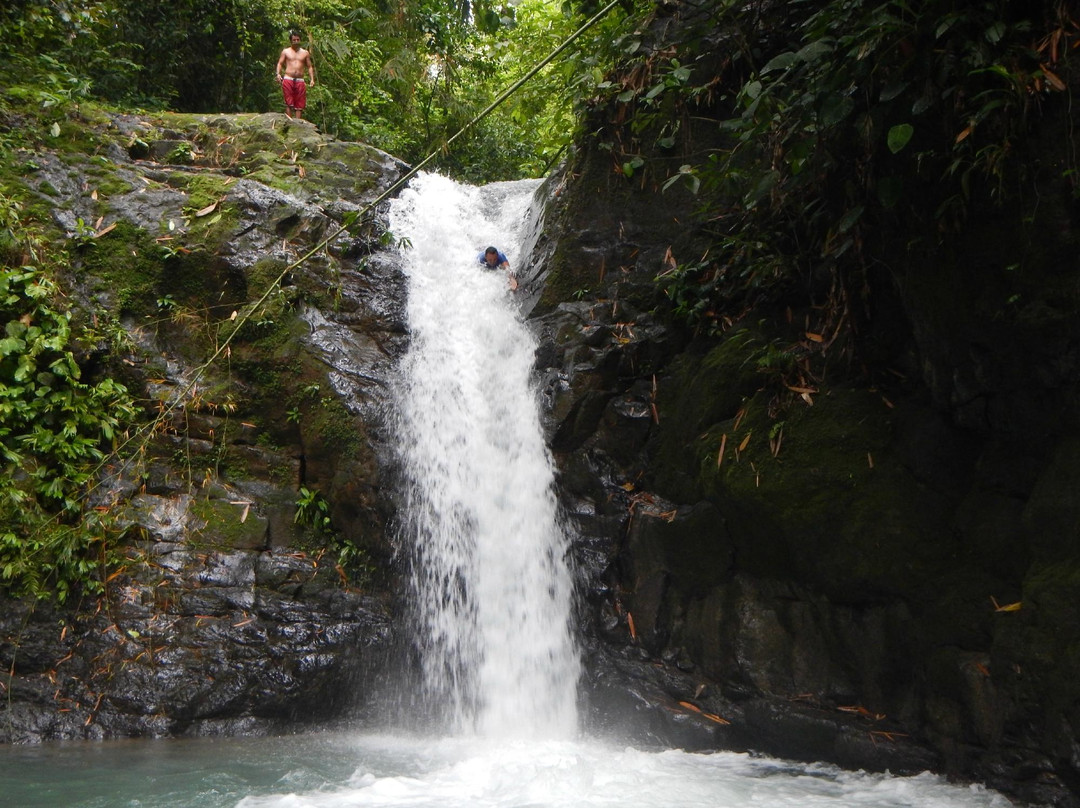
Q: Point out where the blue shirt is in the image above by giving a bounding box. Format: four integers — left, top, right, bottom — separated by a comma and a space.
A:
478, 250, 508, 267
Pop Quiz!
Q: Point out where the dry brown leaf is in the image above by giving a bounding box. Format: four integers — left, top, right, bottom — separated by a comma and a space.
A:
733, 407, 746, 432
991, 596, 1022, 612
717, 433, 727, 469
627, 612, 637, 641
195, 202, 218, 217
95, 222, 117, 238
956, 124, 973, 143
703, 712, 731, 725
738, 432, 751, 452
1042, 65, 1067, 91
678, 701, 702, 713
662, 246, 677, 273
805, 332, 823, 342
869, 730, 907, 742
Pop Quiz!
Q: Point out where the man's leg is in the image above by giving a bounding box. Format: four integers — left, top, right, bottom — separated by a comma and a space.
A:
283, 80, 298, 118
294, 80, 307, 121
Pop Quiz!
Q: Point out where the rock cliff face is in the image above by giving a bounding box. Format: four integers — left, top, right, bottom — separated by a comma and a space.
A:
0, 111, 408, 740
2, 18, 1079, 803
520, 2, 1080, 806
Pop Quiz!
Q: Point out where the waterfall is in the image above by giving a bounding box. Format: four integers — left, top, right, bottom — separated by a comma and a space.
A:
389, 172, 580, 740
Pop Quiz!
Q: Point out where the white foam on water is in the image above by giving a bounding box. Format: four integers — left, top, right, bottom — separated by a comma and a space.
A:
233, 175, 1017, 808
234, 735, 1016, 808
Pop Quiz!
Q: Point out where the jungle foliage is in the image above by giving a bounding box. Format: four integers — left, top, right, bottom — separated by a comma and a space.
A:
0, 195, 139, 603
0, 0, 646, 599
612, 0, 1078, 348
4, 0, 1073, 600
2, 0, 643, 182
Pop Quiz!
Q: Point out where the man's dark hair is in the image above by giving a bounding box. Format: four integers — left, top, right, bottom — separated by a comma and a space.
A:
290, 31, 301, 39
485, 246, 498, 256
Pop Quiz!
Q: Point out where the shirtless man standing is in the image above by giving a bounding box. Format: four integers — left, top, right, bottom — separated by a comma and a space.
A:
275, 32, 315, 119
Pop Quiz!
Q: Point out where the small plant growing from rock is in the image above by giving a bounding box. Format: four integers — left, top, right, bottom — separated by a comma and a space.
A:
294, 486, 332, 534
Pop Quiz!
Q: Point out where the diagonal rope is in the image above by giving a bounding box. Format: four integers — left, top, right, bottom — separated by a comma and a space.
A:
3, 0, 626, 704
120, 0, 624, 456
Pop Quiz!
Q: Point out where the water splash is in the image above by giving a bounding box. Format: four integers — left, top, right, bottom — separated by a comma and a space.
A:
389, 173, 579, 739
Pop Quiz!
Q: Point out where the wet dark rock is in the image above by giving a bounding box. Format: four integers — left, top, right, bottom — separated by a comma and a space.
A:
530, 2, 1080, 805
0, 110, 404, 744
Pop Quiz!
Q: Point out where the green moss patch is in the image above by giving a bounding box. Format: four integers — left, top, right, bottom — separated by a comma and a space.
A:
74, 219, 167, 317
189, 496, 268, 551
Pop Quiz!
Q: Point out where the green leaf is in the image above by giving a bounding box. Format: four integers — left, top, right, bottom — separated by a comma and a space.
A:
761, 52, 797, 74
0, 336, 25, 355
985, 21, 1006, 44
879, 81, 908, 102
796, 40, 832, 64
745, 169, 781, 208
837, 206, 864, 233
911, 91, 935, 115
819, 95, 854, 127
887, 123, 914, 153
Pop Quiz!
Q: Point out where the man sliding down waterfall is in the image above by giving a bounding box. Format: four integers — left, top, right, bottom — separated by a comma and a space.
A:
478, 246, 518, 291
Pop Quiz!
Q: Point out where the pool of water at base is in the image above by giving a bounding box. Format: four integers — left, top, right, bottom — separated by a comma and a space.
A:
0, 731, 1017, 808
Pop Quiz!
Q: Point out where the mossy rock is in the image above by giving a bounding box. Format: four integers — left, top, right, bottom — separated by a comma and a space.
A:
188, 497, 269, 551
648, 331, 773, 498
654, 375, 958, 600
991, 560, 1080, 747
74, 220, 166, 317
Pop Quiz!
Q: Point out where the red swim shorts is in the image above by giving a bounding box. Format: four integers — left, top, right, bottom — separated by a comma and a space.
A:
282, 77, 307, 110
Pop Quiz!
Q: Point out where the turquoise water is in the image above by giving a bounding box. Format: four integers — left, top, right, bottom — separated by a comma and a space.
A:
1, 732, 1017, 808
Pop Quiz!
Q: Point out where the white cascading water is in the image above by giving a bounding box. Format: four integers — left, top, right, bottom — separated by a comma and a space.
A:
389, 172, 580, 739
7, 172, 1018, 808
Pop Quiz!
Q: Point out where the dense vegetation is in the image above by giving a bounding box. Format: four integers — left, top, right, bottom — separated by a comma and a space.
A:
604, 0, 1077, 377
3, 0, 640, 181
1, 0, 1075, 603
0, 0, 646, 601
0, 196, 139, 602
